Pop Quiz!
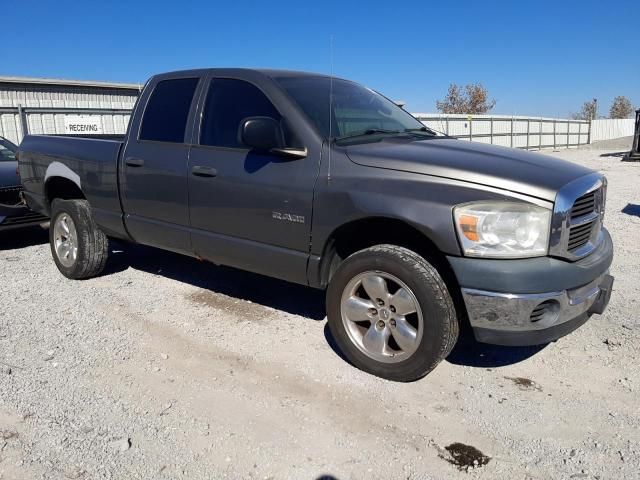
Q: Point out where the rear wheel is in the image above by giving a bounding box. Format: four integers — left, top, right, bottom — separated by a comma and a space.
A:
50, 199, 109, 279
326, 245, 459, 381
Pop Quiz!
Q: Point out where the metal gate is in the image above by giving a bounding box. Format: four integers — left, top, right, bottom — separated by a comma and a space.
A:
629, 109, 640, 161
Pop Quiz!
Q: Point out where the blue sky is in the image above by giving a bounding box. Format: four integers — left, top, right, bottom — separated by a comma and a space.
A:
2, 0, 638, 117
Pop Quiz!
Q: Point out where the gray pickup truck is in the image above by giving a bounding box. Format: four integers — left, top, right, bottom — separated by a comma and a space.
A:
18, 68, 614, 381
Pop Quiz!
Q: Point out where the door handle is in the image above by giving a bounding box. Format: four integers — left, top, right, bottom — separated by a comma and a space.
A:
191, 166, 218, 177
125, 157, 145, 167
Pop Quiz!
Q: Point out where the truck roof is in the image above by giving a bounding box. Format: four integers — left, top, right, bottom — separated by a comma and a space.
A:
150, 68, 333, 81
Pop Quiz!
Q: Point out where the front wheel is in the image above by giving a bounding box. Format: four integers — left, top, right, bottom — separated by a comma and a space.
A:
326, 245, 459, 382
50, 199, 109, 279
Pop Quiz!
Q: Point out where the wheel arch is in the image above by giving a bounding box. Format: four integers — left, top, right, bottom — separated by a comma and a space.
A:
315, 216, 455, 289
45, 174, 85, 211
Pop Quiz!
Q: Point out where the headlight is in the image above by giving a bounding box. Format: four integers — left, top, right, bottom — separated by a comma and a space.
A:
454, 202, 551, 258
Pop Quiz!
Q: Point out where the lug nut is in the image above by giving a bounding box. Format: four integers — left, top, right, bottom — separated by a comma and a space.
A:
376, 298, 385, 306
390, 305, 396, 313
390, 319, 396, 327
369, 308, 378, 316
377, 320, 385, 328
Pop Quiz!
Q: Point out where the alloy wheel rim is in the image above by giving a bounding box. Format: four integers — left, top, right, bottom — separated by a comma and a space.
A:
340, 271, 423, 363
53, 213, 78, 268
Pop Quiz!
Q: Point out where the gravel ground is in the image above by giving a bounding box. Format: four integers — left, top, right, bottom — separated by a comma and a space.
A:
1, 138, 639, 480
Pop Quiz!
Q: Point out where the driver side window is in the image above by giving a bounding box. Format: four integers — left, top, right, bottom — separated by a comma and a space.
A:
200, 79, 281, 148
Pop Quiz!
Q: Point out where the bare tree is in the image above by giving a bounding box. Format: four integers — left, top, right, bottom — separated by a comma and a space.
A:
465, 84, 496, 115
436, 83, 496, 114
436, 84, 466, 114
609, 96, 634, 119
573, 100, 598, 121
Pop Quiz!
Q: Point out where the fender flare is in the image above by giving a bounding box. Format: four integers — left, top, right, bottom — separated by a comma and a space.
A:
44, 162, 82, 190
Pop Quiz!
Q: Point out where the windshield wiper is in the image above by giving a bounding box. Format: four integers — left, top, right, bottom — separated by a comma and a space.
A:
404, 126, 438, 135
335, 129, 404, 141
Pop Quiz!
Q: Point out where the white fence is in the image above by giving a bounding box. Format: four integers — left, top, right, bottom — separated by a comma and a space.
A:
0, 105, 633, 149
414, 113, 590, 150
590, 118, 635, 143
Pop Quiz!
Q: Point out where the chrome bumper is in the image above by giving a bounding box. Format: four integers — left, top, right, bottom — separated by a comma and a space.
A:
461, 271, 613, 346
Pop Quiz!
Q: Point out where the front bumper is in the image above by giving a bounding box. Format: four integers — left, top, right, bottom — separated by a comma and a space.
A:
461, 272, 613, 346
448, 228, 614, 346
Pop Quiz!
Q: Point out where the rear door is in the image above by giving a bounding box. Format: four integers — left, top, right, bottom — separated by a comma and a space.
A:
119, 75, 203, 254
187, 76, 317, 284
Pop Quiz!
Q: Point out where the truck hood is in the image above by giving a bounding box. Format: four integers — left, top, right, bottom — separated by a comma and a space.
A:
345, 137, 594, 202
0, 161, 19, 187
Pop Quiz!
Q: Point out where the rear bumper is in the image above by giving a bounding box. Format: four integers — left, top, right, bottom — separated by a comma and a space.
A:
448, 228, 614, 346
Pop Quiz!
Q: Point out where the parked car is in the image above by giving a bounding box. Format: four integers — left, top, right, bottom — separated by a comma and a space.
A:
0, 136, 48, 230
18, 69, 614, 381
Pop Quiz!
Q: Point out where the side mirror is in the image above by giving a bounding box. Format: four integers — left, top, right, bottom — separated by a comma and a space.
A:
240, 116, 307, 159
240, 116, 284, 151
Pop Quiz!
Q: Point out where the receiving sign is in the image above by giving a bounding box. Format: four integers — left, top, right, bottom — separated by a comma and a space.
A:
63, 115, 103, 134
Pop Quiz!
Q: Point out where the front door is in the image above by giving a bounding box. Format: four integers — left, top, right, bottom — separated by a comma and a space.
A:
187, 77, 317, 284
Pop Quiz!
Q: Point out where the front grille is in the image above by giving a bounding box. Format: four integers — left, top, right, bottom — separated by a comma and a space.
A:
549, 175, 606, 261
0, 186, 23, 206
570, 191, 596, 219
567, 189, 600, 252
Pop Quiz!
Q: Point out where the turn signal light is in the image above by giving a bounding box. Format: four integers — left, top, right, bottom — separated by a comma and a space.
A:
459, 214, 479, 241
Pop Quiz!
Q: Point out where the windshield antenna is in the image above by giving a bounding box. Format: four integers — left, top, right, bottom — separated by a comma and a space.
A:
327, 34, 334, 183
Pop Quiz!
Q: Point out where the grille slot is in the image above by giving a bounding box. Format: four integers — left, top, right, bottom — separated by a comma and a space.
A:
530, 300, 560, 323
568, 221, 595, 251
570, 191, 596, 219
530, 304, 548, 323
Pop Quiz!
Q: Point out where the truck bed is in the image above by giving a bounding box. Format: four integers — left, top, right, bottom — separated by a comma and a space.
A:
18, 134, 126, 237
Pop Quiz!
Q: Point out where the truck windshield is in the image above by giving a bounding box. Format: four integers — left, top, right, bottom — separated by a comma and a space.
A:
274, 76, 432, 143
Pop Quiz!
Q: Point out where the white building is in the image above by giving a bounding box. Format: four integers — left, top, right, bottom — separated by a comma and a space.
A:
0, 76, 140, 144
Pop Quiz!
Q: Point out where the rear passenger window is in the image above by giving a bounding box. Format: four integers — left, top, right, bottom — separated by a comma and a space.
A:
200, 79, 281, 148
139, 78, 199, 143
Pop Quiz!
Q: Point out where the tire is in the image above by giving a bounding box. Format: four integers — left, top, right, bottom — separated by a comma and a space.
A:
326, 245, 459, 382
49, 199, 109, 279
